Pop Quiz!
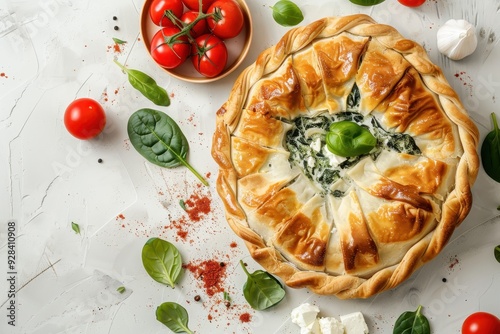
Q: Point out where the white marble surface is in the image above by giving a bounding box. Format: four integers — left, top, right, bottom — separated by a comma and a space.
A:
1, 0, 500, 333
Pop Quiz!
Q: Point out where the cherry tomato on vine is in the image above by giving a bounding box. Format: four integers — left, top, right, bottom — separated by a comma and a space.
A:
64, 98, 106, 140
207, 0, 244, 39
150, 0, 184, 27
191, 34, 228, 77
462, 312, 500, 334
397, 0, 426, 7
181, 10, 209, 38
181, 0, 216, 12
150, 27, 190, 69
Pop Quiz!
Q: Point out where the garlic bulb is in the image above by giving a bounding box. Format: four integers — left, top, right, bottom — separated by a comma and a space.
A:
437, 19, 478, 60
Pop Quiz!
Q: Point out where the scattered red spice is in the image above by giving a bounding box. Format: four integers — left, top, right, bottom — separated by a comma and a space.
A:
239, 312, 251, 323
106, 43, 123, 53
0, 72, 7, 78
116, 214, 125, 220
207, 314, 213, 321
449, 256, 459, 270
230, 241, 238, 248
185, 193, 211, 221
169, 216, 189, 240
205, 172, 212, 179
184, 259, 227, 296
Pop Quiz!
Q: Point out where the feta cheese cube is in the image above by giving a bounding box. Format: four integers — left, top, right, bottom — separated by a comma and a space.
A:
301, 319, 321, 334
340, 312, 369, 334
291, 303, 320, 328
318, 317, 345, 334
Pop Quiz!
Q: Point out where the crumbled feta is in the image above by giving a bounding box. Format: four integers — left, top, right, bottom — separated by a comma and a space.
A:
310, 138, 322, 152
322, 145, 346, 167
340, 312, 369, 334
307, 156, 316, 168
291, 303, 320, 329
318, 317, 345, 334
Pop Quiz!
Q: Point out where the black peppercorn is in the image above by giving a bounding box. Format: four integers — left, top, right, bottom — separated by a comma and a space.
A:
113, 16, 117, 20
114, 26, 119, 31
194, 295, 201, 302
98, 158, 103, 163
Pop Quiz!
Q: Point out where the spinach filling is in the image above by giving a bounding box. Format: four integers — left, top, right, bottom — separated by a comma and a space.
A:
285, 84, 421, 195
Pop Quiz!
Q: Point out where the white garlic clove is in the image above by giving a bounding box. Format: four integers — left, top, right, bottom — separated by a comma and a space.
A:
437, 19, 478, 60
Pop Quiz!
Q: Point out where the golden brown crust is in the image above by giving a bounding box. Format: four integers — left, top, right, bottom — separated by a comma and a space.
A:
211, 14, 479, 298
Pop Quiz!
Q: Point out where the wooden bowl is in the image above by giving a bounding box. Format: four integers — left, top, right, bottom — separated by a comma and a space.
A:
140, 0, 253, 83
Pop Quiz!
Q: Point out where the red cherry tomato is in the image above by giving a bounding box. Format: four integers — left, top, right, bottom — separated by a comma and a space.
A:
397, 0, 426, 7
150, 27, 190, 69
181, 10, 209, 38
191, 34, 228, 77
181, 0, 216, 12
207, 0, 244, 39
462, 312, 500, 334
149, 0, 184, 27
64, 98, 106, 140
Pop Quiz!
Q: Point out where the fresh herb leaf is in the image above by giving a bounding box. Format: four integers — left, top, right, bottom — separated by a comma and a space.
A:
116, 286, 126, 294
156, 302, 193, 334
481, 112, 500, 182
114, 60, 170, 107
141, 237, 182, 288
393, 305, 430, 334
495, 245, 500, 263
71, 222, 81, 234
326, 121, 377, 157
179, 199, 187, 211
239, 260, 285, 310
112, 37, 127, 44
223, 291, 231, 301
270, 0, 303, 27
128, 108, 208, 186
349, 0, 386, 6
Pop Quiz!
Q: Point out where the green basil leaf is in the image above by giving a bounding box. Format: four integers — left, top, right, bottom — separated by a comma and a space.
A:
141, 237, 182, 288
349, 0, 386, 6
326, 120, 377, 157
240, 260, 285, 310
116, 286, 126, 294
481, 112, 500, 182
495, 245, 500, 264
393, 305, 431, 334
270, 0, 303, 27
112, 37, 127, 44
128, 108, 208, 185
114, 60, 170, 107
71, 222, 80, 234
156, 302, 193, 334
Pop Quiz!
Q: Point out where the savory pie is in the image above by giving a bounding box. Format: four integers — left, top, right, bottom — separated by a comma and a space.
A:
211, 14, 479, 299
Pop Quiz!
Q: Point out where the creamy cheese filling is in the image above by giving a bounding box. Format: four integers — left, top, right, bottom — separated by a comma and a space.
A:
285, 108, 421, 196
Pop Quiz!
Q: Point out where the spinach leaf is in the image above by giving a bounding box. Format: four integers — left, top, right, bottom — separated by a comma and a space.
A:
495, 245, 500, 264
156, 302, 193, 334
481, 112, 500, 182
349, 0, 386, 5
112, 37, 127, 44
141, 237, 182, 288
270, 0, 303, 27
393, 305, 430, 334
240, 260, 285, 310
114, 60, 170, 107
128, 108, 208, 186
71, 222, 81, 234
326, 121, 377, 157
